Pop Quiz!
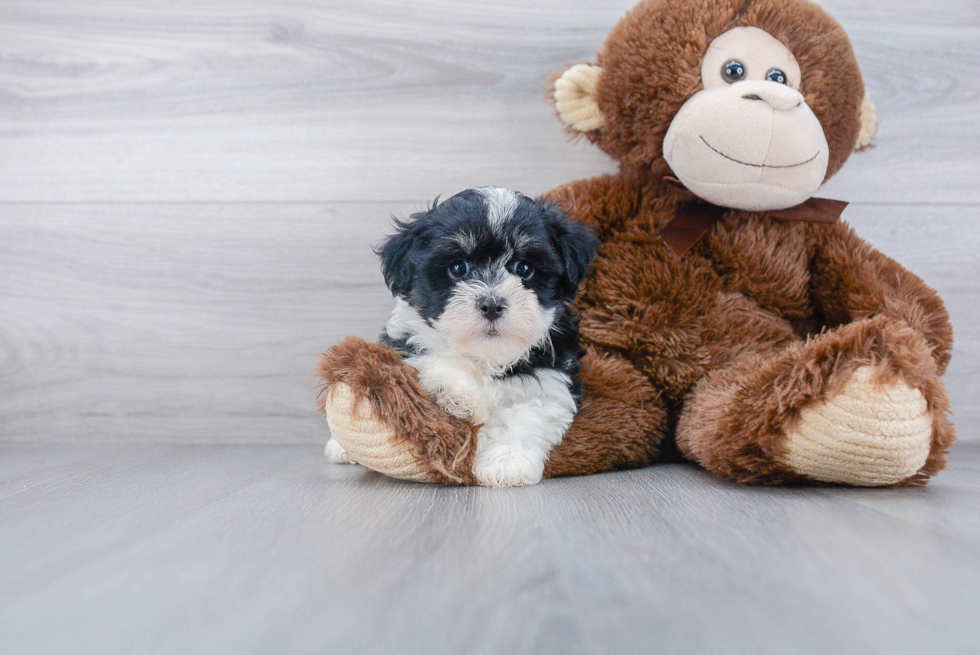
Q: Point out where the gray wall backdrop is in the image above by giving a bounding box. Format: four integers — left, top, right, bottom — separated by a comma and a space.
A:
1, 0, 978, 444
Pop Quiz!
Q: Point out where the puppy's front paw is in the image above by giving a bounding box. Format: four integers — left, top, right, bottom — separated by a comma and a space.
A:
435, 386, 486, 422
473, 446, 545, 487
325, 437, 358, 465
436, 393, 472, 419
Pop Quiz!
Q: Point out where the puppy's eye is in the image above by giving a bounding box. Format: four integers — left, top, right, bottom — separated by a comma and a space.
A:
765, 68, 788, 85
448, 260, 469, 279
512, 260, 533, 279
722, 60, 746, 83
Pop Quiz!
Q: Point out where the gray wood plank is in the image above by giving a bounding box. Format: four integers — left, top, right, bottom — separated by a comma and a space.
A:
2, 201, 977, 443
0, 202, 393, 444
0, 442, 978, 654
0, 1, 977, 203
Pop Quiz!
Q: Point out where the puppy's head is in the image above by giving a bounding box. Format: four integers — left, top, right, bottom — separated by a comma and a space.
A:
378, 187, 599, 368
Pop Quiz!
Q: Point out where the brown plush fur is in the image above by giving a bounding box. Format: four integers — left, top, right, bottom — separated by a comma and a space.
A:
314, 0, 955, 487
544, 347, 669, 478
675, 315, 954, 486
316, 337, 479, 485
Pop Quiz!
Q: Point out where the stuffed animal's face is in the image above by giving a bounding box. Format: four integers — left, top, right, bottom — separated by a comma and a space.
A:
663, 27, 830, 210
551, 0, 877, 211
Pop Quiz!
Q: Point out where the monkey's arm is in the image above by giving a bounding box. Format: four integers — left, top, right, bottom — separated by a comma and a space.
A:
807, 221, 952, 373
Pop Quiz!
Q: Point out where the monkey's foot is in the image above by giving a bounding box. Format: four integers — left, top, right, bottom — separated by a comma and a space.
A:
324, 383, 435, 483
783, 366, 932, 486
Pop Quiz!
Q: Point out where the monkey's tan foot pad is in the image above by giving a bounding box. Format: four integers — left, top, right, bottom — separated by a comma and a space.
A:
783, 366, 932, 486
323, 383, 435, 483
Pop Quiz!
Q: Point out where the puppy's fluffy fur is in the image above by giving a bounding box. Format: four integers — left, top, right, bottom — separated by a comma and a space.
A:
326, 187, 599, 486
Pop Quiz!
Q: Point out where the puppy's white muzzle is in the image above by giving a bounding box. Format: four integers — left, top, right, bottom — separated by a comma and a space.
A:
436, 274, 554, 369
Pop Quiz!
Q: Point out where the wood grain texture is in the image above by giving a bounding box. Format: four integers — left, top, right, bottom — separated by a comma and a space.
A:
1, 442, 978, 654
1, 202, 977, 443
0, 1, 978, 202
0, 202, 394, 444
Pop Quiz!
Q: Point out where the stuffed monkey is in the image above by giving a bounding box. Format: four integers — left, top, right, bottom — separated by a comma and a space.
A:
317, 0, 955, 487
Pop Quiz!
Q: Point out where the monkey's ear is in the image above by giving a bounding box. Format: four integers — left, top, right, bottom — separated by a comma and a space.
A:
855, 90, 877, 151
552, 64, 605, 133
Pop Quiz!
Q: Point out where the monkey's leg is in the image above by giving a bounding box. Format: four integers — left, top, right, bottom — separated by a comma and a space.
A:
316, 337, 479, 485
676, 315, 954, 486
316, 338, 669, 484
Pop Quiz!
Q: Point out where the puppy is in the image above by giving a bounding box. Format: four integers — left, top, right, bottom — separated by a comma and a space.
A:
325, 187, 599, 486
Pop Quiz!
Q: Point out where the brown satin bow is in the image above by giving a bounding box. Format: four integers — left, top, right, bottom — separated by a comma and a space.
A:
658, 177, 848, 257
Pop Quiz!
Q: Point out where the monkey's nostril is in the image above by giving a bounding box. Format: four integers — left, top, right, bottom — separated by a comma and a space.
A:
743, 92, 802, 111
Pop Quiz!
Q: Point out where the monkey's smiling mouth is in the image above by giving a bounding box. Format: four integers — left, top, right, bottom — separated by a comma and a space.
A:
700, 136, 820, 169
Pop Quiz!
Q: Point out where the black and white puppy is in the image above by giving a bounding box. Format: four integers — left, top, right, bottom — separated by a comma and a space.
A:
325, 187, 599, 486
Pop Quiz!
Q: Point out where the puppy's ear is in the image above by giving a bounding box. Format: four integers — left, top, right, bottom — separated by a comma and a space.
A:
541, 201, 600, 297
375, 218, 418, 298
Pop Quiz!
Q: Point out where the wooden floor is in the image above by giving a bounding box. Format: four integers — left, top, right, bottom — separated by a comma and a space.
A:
1, 0, 979, 652
1, 442, 979, 654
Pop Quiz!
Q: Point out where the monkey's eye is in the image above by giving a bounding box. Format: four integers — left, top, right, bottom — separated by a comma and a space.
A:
765, 68, 788, 85
448, 260, 469, 279
722, 60, 746, 83
512, 260, 533, 279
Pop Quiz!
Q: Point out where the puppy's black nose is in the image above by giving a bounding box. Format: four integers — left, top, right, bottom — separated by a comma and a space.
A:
478, 297, 506, 321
